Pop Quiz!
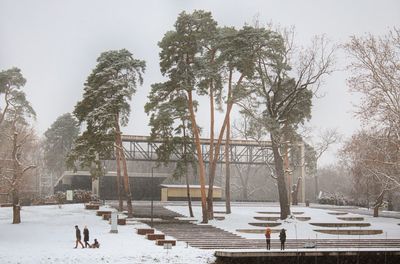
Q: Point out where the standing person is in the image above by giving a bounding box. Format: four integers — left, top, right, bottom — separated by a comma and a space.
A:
74, 225, 84, 249
265, 225, 272, 250
279, 228, 286, 250
83, 226, 90, 248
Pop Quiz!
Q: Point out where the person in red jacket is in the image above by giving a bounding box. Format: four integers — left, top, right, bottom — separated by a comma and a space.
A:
265, 225, 272, 250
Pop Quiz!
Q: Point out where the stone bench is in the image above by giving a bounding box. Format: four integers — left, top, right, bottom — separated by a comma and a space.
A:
296, 216, 311, 221
310, 222, 370, 227
328, 212, 348, 215
249, 222, 281, 227
103, 214, 111, 220
85, 204, 99, 210
0, 203, 13, 207
96, 210, 111, 216
156, 239, 176, 246
146, 233, 165, 240
254, 216, 280, 221
117, 218, 126, 225
337, 217, 364, 221
137, 228, 155, 235
314, 229, 383, 235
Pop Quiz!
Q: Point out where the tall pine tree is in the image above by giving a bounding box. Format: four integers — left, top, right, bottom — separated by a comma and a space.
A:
68, 49, 145, 217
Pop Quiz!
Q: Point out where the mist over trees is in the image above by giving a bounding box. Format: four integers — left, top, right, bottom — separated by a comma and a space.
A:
339, 28, 400, 216
1, 10, 399, 229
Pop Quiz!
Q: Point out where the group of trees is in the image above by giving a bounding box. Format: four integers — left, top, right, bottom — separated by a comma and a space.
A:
146, 11, 334, 222
4, 10, 396, 225
341, 28, 400, 216
0, 67, 37, 223
1, 10, 336, 224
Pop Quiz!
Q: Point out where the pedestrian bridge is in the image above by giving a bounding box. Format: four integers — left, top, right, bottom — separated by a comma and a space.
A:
120, 135, 276, 165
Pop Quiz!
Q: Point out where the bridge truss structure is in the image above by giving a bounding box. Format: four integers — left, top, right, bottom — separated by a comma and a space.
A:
120, 135, 275, 165
118, 135, 306, 203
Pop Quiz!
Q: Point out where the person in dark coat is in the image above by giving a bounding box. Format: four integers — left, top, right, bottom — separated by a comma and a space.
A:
83, 226, 90, 248
265, 226, 272, 250
74, 225, 84, 249
279, 228, 286, 250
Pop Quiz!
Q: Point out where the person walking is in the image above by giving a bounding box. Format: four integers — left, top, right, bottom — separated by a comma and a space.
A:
83, 226, 90, 248
279, 228, 286, 250
74, 225, 84, 249
265, 226, 272, 250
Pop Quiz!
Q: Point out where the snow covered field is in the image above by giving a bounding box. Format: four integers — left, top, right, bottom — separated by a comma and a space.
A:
167, 204, 400, 240
0, 204, 214, 264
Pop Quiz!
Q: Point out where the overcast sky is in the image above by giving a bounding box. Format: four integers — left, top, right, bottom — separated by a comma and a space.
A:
1, 0, 399, 165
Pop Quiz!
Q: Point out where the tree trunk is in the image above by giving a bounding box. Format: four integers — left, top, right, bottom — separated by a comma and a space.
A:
291, 176, 301, 206
115, 114, 133, 218
187, 90, 208, 223
271, 133, 290, 219
183, 124, 194, 218
283, 143, 291, 205
373, 189, 385, 217
225, 115, 231, 214
11, 127, 21, 224
115, 135, 123, 212
207, 72, 242, 219
185, 169, 194, 217
12, 189, 21, 224
207, 81, 215, 220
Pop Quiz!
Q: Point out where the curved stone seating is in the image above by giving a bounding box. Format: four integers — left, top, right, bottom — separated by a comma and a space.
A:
236, 229, 280, 234
254, 216, 280, 221
310, 222, 370, 227
314, 229, 383, 235
257, 211, 304, 215
214, 216, 225, 221
249, 222, 281, 227
296, 217, 311, 221
328, 212, 348, 215
337, 217, 364, 221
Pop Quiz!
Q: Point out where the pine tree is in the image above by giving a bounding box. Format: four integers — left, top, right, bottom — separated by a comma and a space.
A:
68, 49, 145, 217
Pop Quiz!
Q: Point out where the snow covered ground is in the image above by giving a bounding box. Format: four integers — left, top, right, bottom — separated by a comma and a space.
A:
0, 204, 215, 264
167, 204, 400, 241
1, 203, 399, 263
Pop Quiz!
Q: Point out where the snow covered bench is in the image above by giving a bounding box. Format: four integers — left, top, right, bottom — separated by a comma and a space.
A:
96, 210, 111, 216
137, 228, 154, 235
117, 218, 126, 225
146, 234, 165, 240
156, 239, 176, 246
85, 204, 99, 210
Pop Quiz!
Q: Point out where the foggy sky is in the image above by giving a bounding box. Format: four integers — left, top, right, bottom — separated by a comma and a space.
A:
1, 0, 399, 165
